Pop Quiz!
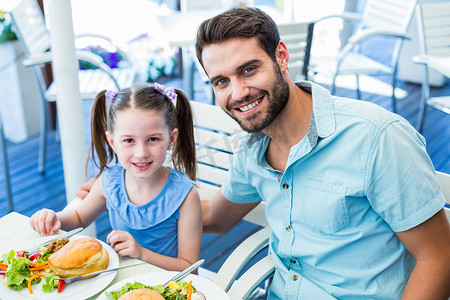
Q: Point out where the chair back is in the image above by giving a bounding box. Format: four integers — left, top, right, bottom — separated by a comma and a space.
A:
10, 0, 51, 57
187, 101, 272, 298
278, 21, 314, 80
189, 100, 268, 227
416, 2, 450, 57
359, 0, 417, 33
180, 0, 227, 12
437, 171, 450, 205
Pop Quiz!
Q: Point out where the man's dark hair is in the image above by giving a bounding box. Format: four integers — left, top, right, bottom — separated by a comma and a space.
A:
195, 7, 280, 69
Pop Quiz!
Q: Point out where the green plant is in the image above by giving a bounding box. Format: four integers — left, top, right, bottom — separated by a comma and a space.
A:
0, 10, 17, 43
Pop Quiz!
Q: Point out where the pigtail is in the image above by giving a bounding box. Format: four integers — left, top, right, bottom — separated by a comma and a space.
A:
172, 89, 197, 181
87, 90, 117, 178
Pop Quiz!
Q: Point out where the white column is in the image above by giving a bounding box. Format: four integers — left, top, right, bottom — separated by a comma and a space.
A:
44, 0, 87, 203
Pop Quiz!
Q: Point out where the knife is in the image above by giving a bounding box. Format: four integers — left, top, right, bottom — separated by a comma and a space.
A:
162, 259, 205, 287
25, 227, 83, 254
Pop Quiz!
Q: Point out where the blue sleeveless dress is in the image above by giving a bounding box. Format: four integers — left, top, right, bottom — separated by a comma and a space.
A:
102, 164, 194, 257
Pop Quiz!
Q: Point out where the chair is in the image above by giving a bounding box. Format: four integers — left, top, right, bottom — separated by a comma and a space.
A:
180, 0, 228, 12
0, 115, 13, 212
10, 0, 137, 174
310, 0, 417, 112
436, 171, 450, 223
412, 2, 450, 133
189, 101, 272, 299
278, 21, 314, 81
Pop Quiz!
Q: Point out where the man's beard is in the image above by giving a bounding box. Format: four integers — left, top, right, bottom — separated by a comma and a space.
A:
226, 64, 290, 133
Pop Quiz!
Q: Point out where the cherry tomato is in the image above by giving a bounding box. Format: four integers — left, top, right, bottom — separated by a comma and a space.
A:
57, 280, 65, 293
29, 253, 41, 261
16, 250, 25, 257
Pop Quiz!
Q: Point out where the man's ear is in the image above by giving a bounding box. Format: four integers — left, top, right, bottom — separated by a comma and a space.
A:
105, 131, 116, 152
169, 128, 178, 149
276, 41, 289, 72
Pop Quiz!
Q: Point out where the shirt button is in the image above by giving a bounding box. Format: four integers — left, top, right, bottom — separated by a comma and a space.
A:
285, 225, 291, 231
290, 259, 296, 264
283, 183, 289, 189
292, 275, 298, 281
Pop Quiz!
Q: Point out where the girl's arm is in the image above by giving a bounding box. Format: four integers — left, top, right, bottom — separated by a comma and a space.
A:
57, 176, 107, 231
138, 187, 202, 271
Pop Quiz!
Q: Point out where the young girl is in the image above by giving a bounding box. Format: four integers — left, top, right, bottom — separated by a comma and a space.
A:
29, 83, 202, 271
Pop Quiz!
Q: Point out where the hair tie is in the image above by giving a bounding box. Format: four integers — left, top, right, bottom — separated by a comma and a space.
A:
105, 90, 118, 103
154, 82, 177, 102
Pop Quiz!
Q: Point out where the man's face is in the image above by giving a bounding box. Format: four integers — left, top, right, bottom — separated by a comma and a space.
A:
202, 38, 289, 132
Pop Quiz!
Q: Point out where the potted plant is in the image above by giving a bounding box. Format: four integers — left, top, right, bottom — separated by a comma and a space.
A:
0, 10, 17, 44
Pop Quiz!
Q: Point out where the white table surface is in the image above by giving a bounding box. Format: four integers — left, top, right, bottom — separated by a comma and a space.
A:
0, 212, 163, 299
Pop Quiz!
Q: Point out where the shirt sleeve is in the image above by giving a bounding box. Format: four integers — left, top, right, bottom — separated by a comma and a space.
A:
365, 118, 445, 232
221, 141, 262, 204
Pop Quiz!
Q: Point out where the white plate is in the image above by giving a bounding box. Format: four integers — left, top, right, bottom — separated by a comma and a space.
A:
97, 271, 230, 300
0, 235, 119, 300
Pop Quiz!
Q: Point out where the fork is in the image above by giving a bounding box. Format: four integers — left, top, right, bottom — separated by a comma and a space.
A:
162, 259, 205, 287
59, 262, 146, 284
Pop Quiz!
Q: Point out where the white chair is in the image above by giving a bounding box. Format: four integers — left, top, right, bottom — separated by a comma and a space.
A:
277, 21, 314, 81
10, 0, 137, 174
436, 171, 450, 223
310, 0, 417, 112
180, 0, 228, 12
0, 115, 13, 212
412, 2, 450, 132
189, 101, 272, 299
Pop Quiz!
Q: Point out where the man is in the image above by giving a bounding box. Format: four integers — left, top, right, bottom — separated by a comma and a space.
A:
76, 7, 449, 299
194, 7, 450, 300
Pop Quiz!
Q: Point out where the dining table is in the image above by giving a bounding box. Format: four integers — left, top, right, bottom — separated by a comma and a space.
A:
0, 211, 237, 300
0, 211, 163, 299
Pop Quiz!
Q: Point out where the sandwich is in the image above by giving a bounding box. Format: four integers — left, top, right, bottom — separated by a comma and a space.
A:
119, 288, 165, 300
48, 237, 109, 277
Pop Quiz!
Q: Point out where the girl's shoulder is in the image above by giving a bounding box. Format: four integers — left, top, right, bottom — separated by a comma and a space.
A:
168, 168, 195, 186
101, 164, 124, 192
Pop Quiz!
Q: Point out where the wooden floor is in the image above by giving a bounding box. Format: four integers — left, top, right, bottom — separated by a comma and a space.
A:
1, 53, 449, 273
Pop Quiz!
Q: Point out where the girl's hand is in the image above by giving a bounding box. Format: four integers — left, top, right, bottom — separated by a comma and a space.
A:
107, 230, 143, 259
29, 209, 61, 236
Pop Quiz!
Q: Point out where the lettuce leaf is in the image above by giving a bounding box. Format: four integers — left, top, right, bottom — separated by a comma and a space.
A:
4, 254, 31, 290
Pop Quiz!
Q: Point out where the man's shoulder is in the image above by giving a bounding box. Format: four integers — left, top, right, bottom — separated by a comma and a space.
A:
331, 96, 404, 131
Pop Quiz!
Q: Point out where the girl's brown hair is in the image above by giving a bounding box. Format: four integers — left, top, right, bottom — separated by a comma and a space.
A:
88, 83, 196, 180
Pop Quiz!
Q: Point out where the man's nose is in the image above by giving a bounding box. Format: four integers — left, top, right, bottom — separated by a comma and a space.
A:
231, 78, 250, 101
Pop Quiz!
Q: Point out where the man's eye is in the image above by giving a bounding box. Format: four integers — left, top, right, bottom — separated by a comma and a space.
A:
216, 78, 228, 86
243, 67, 254, 74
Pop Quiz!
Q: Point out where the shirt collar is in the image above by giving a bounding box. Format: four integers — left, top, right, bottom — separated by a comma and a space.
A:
246, 80, 336, 148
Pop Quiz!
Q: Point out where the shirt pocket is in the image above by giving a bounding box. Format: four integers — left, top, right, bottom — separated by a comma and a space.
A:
303, 179, 349, 235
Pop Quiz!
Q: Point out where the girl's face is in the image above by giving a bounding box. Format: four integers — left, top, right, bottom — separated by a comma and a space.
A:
106, 108, 177, 180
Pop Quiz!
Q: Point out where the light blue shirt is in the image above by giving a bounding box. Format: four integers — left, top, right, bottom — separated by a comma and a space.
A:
221, 81, 445, 299
102, 165, 194, 257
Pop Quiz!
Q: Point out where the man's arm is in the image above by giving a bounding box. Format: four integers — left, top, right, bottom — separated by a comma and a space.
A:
202, 189, 260, 234
397, 208, 450, 299
75, 178, 95, 199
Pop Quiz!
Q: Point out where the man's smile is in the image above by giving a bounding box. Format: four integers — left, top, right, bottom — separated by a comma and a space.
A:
235, 96, 263, 113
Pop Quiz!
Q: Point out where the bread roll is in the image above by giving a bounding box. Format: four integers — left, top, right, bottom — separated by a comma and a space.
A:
48, 237, 109, 277
119, 288, 165, 300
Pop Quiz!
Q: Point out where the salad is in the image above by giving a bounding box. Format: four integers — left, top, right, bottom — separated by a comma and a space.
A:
105, 280, 206, 300
0, 238, 69, 295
